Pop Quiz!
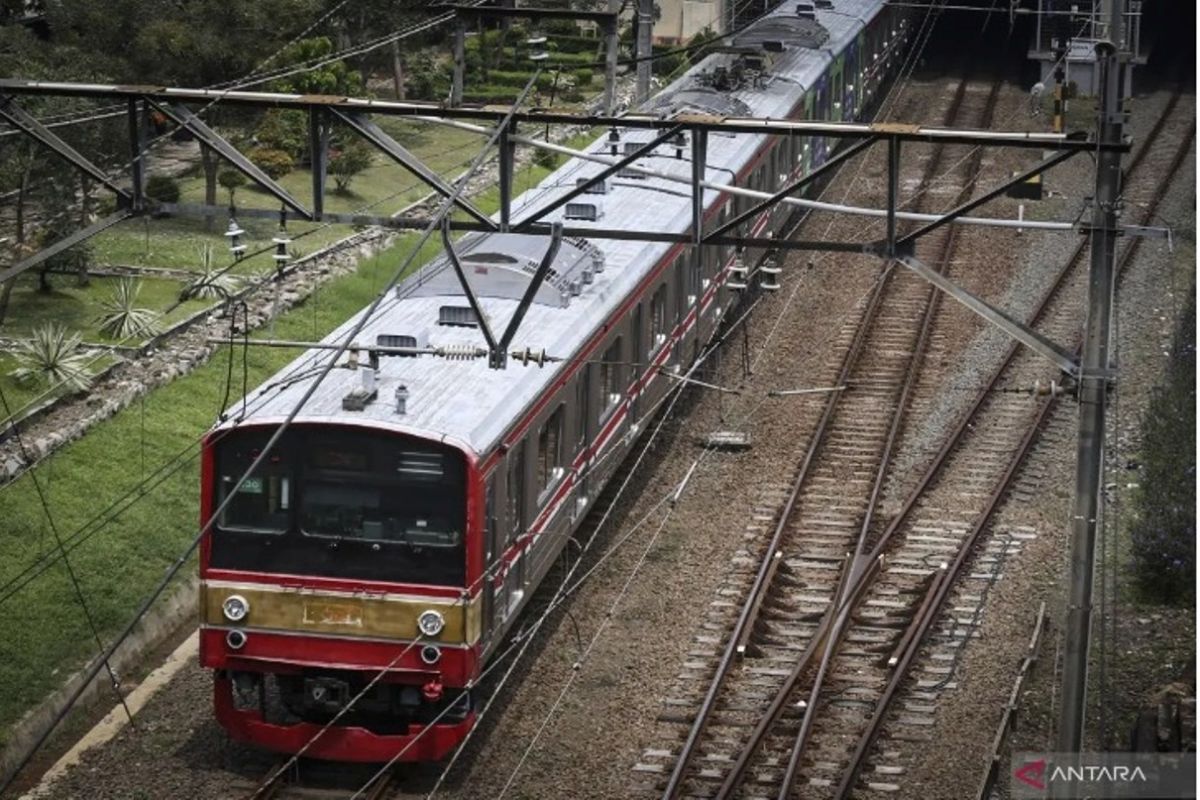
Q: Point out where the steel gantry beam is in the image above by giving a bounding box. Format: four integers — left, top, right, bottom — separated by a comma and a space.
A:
440, 218, 564, 369
330, 108, 495, 228
896, 147, 1081, 250
516, 124, 686, 230
0, 77, 1140, 315
0, 95, 131, 203
147, 100, 311, 219
0, 211, 132, 284
705, 135, 880, 242
0, 80, 1127, 153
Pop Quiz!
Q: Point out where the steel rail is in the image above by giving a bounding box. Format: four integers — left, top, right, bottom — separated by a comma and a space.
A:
975, 602, 1049, 800
660, 216, 897, 800
780, 72, 1006, 799
862, 88, 1184, 572
664, 68, 979, 799
713, 67, 1004, 800
833, 95, 1194, 800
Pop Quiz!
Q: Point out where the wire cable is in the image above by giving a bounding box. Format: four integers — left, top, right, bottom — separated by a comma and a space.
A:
0, 383, 136, 725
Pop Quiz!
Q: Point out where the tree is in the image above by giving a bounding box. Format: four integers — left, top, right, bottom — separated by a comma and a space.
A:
218, 169, 247, 206
329, 141, 374, 194
46, 0, 325, 230
33, 171, 96, 291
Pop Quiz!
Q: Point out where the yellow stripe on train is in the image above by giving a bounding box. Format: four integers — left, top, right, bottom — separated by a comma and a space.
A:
200, 581, 482, 644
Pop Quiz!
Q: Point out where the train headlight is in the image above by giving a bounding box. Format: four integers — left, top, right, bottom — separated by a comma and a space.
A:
417, 609, 445, 637
222, 594, 249, 622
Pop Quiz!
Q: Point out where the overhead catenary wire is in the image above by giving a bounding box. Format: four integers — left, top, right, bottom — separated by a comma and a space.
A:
0, 383, 136, 726
0, 114, 560, 602
414, 32, 964, 796
0, 136, 483, 434
388, 82, 927, 798
0, 58, 544, 800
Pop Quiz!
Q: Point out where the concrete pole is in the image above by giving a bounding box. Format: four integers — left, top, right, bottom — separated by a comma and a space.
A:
451, 19, 466, 107
1055, 3, 1124, 755
604, 16, 619, 115
636, 0, 653, 105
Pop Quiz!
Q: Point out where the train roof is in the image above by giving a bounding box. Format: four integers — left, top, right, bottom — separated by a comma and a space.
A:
217, 0, 889, 457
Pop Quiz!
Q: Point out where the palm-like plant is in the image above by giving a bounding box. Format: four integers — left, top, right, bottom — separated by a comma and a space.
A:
181, 244, 239, 301
97, 277, 160, 339
9, 322, 93, 392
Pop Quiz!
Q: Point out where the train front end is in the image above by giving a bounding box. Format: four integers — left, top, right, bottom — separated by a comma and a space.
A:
199, 422, 481, 762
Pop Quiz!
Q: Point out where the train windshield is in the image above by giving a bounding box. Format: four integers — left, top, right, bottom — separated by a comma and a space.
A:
210, 427, 467, 585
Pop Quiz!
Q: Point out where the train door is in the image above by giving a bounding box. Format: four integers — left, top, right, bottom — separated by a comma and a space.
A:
673, 253, 688, 362
815, 77, 829, 166
845, 41, 858, 120
501, 442, 526, 620
482, 475, 501, 646
802, 92, 815, 185
831, 56, 844, 123
631, 303, 643, 417
573, 368, 591, 516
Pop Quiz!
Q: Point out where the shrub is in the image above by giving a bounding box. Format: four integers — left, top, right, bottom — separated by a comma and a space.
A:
96, 278, 161, 339
329, 141, 374, 195
1130, 291, 1196, 603
9, 323, 92, 392
532, 147, 559, 171
573, 67, 594, 87
182, 244, 239, 301
247, 147, 295, 180
218, 169, 247, 205
144, 174, 181, 204
252, 110, 307, 160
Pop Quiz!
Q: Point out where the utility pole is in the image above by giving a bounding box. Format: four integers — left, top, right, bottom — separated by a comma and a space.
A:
1051, 1, 1070, 133
451, 18, 466, 107
636, 0, 653, 105
604, 0, 620, 115
1056, 0, 1125, 756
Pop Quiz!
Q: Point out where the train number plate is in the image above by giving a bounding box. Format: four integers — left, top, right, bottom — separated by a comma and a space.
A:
303, 601, 363, 627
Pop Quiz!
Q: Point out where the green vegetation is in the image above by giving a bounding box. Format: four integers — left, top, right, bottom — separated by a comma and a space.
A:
7, 323, 94, 392
1130, 288, 1196, 603
0, 119, 485, 408
0, 151, 568, 736
96, 278, 161, 339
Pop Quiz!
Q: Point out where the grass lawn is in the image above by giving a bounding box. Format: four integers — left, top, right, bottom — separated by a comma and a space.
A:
0, 120, 494, 416
0, 149, 568, 738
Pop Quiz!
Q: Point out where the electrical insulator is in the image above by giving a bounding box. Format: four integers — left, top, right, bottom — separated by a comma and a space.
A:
272, 207, 291, 273
672, 130, 687, 160
225, 218, 247, 260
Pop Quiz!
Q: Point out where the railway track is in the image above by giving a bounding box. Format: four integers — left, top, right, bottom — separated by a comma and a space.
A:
242, 760, 402, 800
629, 65, 1007, 799
635, 78, 1192, 800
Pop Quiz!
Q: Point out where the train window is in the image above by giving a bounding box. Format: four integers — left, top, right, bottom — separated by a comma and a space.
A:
507, 446, 525, 542
649, 284, 668, 354
536, 406, 564, 497
219, 473, 290, 534
599, 337, 623, 419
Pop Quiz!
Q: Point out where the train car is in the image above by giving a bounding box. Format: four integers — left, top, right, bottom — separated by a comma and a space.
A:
198, 0, 912, 763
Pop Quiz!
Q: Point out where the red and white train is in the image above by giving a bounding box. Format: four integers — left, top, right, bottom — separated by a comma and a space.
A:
199, 0, 911, 762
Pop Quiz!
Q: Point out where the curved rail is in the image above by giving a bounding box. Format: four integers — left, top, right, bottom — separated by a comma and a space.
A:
713, 68, 1005, 800
661, 67, 983, 800
833, 95, 1195, 799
